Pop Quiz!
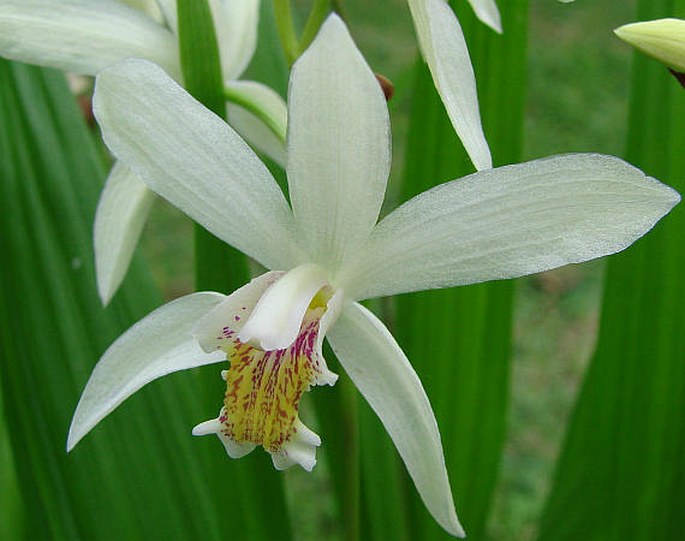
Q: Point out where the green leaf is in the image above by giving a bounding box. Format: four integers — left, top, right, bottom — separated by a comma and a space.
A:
538, 1, 685, 540
176, 0, 225, 118
0, 383, 23, 540
176, 0, 250, 294
0, 59, 292, 541
372, 2, 530, 540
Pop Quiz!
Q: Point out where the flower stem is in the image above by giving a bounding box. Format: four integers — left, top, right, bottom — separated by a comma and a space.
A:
176, 0, 249, 293
340, 374, 360, 541
299, 0, 331, 55
176, 0, 224, 118
274, 0, 300, 66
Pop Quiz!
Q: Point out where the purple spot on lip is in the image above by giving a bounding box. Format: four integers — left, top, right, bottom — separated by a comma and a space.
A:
235, 315, 240, 321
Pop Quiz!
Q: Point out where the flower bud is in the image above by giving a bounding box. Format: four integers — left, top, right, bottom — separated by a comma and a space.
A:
615, 18, 685, 73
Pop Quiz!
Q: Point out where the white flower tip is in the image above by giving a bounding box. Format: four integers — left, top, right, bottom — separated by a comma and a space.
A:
643, 173, 681, 215
468, 0, 502, 34
487, 16, 503, 35
270, 421, 321, 472
66, 409, 91, 452
317, 369, 339, 387
192, 418, 223, 436
65, 429, 79, 453
663, 181, 682, 206
193, 414, 256, 459
453, 523, 467, 538
319, 12, 346, 35
97, 280, 115, 307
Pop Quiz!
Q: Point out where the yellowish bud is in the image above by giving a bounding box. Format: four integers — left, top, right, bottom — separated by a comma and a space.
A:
615, 18, 685, 73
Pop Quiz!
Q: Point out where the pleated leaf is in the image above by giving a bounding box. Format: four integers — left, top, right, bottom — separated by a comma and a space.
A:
0, 60, 291, 540
538, 0, 685, 540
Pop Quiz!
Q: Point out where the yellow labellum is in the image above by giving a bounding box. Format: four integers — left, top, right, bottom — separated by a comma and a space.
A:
218, 295, 329, 452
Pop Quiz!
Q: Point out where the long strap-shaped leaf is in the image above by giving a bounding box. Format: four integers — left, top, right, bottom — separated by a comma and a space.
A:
0, 59, 292, 540
538, 1, 685, 540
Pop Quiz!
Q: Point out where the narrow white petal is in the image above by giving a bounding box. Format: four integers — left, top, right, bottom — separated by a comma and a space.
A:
192, 271, 283, 352
0, 0, 179, 78
287, 15, 391, 271
466, 0, 502, 33
95, 162, 156, 306
93, 58, 303, 271
238, 264, 329, 351
67, 292, 227, 451
226, 80, 287, 167
211, 0, 260, 79
342, 154, 680, 300
407, 0, 492, 170
328, 302, 464, 537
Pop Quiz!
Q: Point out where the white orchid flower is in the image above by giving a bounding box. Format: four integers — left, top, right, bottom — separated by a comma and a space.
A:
0, 0, 286, 304
67, 14, 678, 537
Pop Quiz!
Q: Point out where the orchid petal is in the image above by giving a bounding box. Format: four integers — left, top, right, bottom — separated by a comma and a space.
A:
238, 264, 329, 350
407, 0, 492, 170
93, 58, 303, 271
94, 162, 156, 306
343, 154, 680, 300
0, 0, 179, 78
67, 292, 227, 451
192, 271, 283, 353
466, 0, 502, 33
328, 302, 464, 538
287, 15, 391, 271
226, 80, 287, 167
211, 0, 260, 80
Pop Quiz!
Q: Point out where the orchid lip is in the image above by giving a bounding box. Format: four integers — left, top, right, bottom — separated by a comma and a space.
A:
191, 269, 342, 470
237, 263, 331, 351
